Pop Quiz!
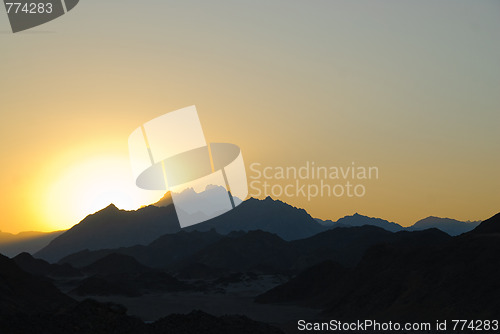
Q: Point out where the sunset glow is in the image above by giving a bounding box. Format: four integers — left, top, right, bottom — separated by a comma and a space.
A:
0, 1, 499, 233
35, 147, 164, 232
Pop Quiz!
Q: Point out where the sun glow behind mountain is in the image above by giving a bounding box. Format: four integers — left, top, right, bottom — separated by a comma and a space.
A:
39, 150, 164, 232
0, 1, 499, 234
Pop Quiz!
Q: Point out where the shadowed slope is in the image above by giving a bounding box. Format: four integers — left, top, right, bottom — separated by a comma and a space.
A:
35, 204, 181, 262
0, 253, 74, 315
257, 212, 500, 321
408, 216, 481, 235
186, 197, 326, 240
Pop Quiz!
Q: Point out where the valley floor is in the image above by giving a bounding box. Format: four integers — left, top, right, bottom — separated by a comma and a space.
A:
56, 274, 319, 333
74, 290, 319, 325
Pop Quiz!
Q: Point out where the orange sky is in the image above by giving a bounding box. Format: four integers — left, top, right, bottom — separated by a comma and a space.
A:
0, 1, 499, 233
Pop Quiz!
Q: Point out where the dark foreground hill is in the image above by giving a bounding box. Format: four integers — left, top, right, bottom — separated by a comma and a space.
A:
151, 310, 284, 334
13, 252, 82, 277
255, 260, 350, 308
0, 254, 284, 333
257, 211, 500, 321
0, 230, 64, 258
1, 302, 285, 334
58, 229, 224, 268
70, 253, 191, 297
80, 253, 153, 275
175, 230, 300, 277
0, 253, 74, 315
58, 225, 451, 281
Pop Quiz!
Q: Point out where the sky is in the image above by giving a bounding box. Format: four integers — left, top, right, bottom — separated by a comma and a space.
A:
0, 0, 499, 233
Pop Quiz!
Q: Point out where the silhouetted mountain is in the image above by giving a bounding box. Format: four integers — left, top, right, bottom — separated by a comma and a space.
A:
153, 191, 173, 207
172, 185, 243, 225
1, 300, 284, 334
58, 229, 224, 269
318, 214, 481, 236
256, 260, 349, 307
290, 226, 450, 269
335, 213, 404, 232
58, 226, 450, 279
0, 230, 65, 258
186, 197, 326, 240
408, 216, 481, 235
290, 225, 395, 268
35, 204, 181, 262
146, 229, 225, 267
257, 212, 500, 321
175, 230, 299, 277
0, 253, 74, 315
71, 253, 190, 297
37, 196, 327, 263
81, 253, 153, 275
12, 252, 82, 277
177, 226, 448, 276
314, 219, 349, 228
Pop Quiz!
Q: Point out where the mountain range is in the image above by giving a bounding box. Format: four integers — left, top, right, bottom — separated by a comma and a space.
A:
407, 216, 481, 235
256, 212, 500, 321
12, 252, 82, 278
316, 213, 404, 232
29, 195, 483, 263
1, 193, 498, 331
0, 230, 65, 258
35, 197, 328, 262
53, 225, 451, 284
317, 213, 481, 235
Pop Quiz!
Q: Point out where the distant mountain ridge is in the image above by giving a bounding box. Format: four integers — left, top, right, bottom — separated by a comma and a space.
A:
56, 225, 451, 280
58, 229, 224, 269
408, 216, 480, 236
317, 213, 482, 236
32, 193, 484, 263
317, 213, 404, 232
0, 230, 65, 258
